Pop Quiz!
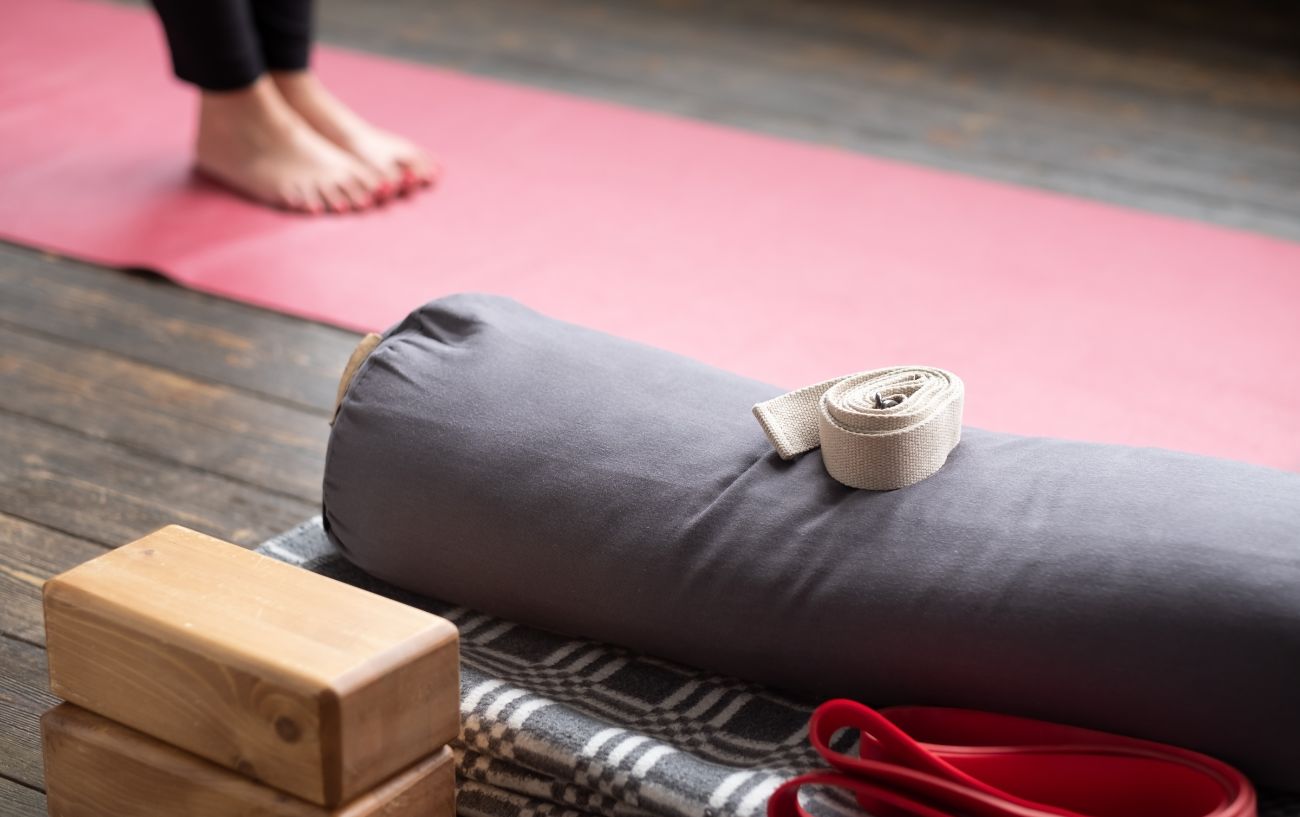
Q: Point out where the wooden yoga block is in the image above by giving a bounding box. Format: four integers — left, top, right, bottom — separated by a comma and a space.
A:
42, 703, 456, 817
43, 525, 459, 807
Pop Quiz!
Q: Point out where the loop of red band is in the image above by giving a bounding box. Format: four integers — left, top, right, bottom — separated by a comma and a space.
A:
769, 700, 1256, 817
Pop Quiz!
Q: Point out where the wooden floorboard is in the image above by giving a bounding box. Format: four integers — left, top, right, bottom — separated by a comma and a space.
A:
0, 634, 55, 791
0, 324, 330, 501
0, 243, 359, 412
0, 516, 107, 649
0, 776, 45, 816
0, 410, 316, 549
2, 1, 1297, 812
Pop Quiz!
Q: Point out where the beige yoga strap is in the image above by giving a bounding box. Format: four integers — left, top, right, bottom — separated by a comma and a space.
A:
752, 366, 964, 490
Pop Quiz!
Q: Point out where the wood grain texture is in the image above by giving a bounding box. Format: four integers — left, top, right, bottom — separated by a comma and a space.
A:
0, 324, 329, 501
0, 634, 58, 789
0, 243, 360, 411
0, 776, 45, 816
42, 704, 455, 817
43, 527, 460, 806
0, 410, 315, 548
0, 515, 108, 646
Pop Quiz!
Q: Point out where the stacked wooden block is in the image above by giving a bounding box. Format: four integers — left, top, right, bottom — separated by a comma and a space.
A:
40, 526, 460, 816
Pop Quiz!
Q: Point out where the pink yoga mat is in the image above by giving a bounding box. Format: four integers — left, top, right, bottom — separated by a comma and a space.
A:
2, 0, 1298, 469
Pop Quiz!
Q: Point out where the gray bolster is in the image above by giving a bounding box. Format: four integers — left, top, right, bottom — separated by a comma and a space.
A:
324, 293, 1300, 789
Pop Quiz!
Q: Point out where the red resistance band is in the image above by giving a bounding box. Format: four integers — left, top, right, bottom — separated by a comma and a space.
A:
768, 700, 1255, 817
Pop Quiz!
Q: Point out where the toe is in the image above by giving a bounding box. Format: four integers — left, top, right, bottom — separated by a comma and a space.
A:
298, 181, 326, 214
279, 183, 308, 213
354, 165, 388, 203
395, 162, 428, 191
400, 149, 438, 187
302, 185, 326, 215
378, 161, 407, 196
395, 163, 429, 195
318, 182, 350, 214
393, 165, 415, 195
342, 176, 373, 211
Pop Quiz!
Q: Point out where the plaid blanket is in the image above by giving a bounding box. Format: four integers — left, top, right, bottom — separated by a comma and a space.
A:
259, 519, 1300, 817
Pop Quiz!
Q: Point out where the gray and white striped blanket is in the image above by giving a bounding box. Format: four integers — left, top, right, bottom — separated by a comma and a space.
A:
259, 519, 1300, 817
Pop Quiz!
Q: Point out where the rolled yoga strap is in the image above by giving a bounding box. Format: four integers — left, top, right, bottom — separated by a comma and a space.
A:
752, 367, 964, 490
769, 700, 1256, 817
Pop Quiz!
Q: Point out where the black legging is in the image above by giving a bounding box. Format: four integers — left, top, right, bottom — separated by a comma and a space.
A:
149, 0, 314, 92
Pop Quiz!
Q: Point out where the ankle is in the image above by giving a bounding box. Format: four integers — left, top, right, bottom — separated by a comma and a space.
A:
269, 69, 323, 103
269, 70, 370, 145
199, 75, 292, 128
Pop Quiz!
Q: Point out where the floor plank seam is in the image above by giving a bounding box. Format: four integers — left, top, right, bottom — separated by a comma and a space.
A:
0, 770, 45, 796
0, 314, 340, 418
0, 509, 163, 553
0, 406, 324, 507
0, 632, 45, 653
0, 512, 115, 555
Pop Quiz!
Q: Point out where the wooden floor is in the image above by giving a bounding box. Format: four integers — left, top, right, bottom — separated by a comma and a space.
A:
2, 0, 1298, 811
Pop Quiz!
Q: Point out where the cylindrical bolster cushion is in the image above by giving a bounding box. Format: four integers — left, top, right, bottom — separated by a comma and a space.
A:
324, 294, 1300, 788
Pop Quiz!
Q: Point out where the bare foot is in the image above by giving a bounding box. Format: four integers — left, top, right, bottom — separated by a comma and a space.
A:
196, 76, 384, 214
272, 70, 437, 196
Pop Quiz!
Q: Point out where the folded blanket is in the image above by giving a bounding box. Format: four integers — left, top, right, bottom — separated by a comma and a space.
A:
259, 519, 1300, 817
323, 294, 1300, 788
262, 519, 847, 817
